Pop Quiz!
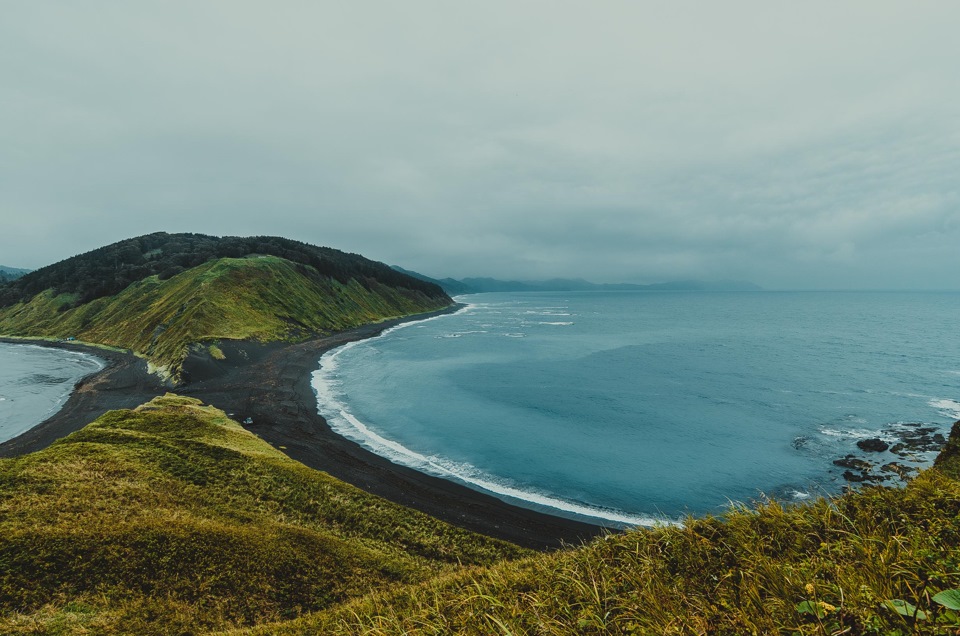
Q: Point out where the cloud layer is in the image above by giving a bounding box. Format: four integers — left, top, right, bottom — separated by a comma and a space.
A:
2, 2, 958, 289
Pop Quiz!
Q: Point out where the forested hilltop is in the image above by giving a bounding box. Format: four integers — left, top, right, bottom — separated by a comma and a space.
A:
0, 232, 442, 308
0, 233, 451, 381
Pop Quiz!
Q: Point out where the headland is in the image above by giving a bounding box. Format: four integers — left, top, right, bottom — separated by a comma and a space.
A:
0, 308, 606, 551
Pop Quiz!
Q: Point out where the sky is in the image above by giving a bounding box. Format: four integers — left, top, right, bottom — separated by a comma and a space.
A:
1, 2, 958, 290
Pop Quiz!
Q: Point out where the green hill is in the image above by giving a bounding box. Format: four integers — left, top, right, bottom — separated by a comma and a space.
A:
3, 396, 960, 635
0, 395, 528, 635
0, 235, 451, 381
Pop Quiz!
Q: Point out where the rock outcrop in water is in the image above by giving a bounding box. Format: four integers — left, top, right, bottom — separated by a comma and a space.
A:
835, 422, 951, 484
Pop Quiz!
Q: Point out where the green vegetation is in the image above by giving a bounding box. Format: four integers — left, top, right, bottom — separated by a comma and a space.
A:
236, 468, 960, 635
0, 395, 528, 634
0, 254, 450, 381
2, 233, 957, 633
0, 233, 443, 308
3, 397, 960, 634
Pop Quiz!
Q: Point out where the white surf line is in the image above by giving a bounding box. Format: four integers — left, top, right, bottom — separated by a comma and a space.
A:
333, 409, 665, 527
312, 306, 676, 528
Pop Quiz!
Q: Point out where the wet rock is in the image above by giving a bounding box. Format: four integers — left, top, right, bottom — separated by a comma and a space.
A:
892, 426, 945, 453
857, 438, 890, 452
880, 462, 917, 480
842, 470, 866, 482
833, 455, 873, 471
842, 470, 888, 483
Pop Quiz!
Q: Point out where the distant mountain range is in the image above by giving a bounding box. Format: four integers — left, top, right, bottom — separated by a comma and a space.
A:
391, 267, 762, 296
0, 265, 30, 283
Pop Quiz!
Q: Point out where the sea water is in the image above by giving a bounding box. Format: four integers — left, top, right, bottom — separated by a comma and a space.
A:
312, 292, 960, 526
0, 343, 105, 443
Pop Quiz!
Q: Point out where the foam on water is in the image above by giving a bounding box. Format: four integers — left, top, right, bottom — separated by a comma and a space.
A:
818, 427, 893, 441
331, 407, 668, 527
931, 398, 960, 420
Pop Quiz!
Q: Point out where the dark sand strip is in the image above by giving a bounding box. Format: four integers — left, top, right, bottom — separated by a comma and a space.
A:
0, 311, 607, 550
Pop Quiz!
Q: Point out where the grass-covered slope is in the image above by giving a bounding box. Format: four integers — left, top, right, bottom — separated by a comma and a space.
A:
0, 255, 450, 380
0, 232, 445, 308
3, 397, 960, 635
238, 466, 960, 636
0, 395, 528, 635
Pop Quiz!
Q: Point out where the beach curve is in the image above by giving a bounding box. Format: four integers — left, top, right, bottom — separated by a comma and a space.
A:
0, 309, 606, 550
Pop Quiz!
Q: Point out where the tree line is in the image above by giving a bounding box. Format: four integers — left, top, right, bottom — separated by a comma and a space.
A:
0, 232, 446, 308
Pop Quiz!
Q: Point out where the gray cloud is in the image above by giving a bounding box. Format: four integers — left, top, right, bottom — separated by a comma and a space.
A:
1, 1, 958, 289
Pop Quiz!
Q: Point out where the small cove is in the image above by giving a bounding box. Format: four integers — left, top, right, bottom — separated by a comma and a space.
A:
0, 343, 105, 443
313, 291, 960, 526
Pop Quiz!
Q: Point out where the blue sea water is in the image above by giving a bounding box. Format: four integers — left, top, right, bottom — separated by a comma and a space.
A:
0, 343, 105, 443
314, 291, 960, 526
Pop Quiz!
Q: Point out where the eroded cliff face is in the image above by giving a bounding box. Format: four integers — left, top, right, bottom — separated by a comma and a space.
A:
934, 420, 960, 479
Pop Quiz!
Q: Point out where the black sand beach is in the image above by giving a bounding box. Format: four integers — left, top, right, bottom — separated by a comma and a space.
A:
0, 311, 607, 550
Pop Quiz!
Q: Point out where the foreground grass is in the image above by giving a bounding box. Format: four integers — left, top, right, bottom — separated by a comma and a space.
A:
0, 255, 449, 380
231, 425, 960, 636
0, 395, 528, 634
4, 396, 960, 635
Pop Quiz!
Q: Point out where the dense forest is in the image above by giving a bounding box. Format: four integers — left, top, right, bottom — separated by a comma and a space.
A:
0, 233, 445, 308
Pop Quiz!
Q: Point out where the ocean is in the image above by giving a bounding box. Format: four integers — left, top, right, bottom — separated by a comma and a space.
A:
313, 291, 960, 526
0, 343, 105, 443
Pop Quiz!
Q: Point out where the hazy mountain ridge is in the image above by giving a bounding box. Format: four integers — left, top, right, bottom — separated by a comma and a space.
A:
392, 266, 761, 295
0, 265, 30, 284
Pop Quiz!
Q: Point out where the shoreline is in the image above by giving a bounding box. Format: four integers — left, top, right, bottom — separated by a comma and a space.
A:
0, 308, 608, 550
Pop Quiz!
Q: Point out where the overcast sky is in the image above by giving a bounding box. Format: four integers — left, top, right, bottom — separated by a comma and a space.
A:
1, 2, 958, 289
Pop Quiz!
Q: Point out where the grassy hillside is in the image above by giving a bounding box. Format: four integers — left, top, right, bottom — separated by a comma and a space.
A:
0, 255, 450, 381
237, 463, 960, 635
0, 233, 445, 308
0, 395, 528, 635
3, 399, 960, 634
